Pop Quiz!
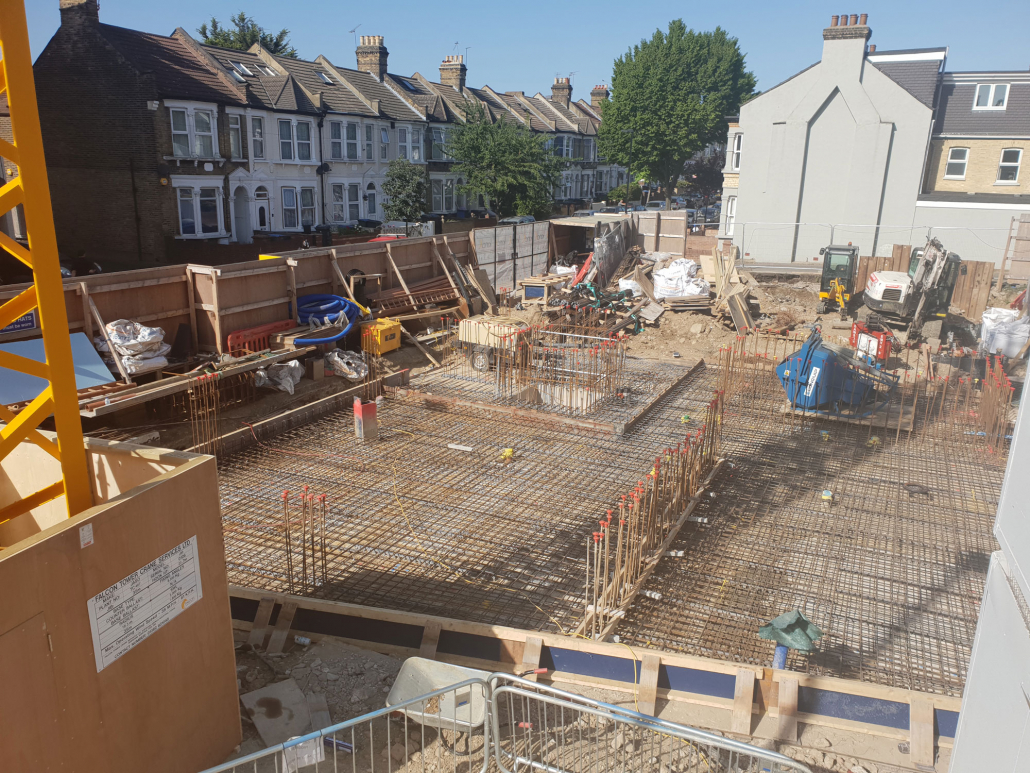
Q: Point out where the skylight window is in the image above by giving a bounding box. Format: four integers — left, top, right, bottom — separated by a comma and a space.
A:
318, 72, 334, 85
229, 61, 253, 76
229, 70, 245, 84
399, 79, 420, 93
256, 65, 277, 77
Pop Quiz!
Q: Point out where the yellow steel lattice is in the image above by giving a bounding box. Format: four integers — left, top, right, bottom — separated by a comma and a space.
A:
0, 2, 92, 524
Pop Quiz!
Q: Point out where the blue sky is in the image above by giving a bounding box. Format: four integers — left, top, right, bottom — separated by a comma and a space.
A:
29, 1, 1028, 97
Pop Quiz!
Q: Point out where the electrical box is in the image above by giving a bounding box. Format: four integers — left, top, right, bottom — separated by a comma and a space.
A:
361, 318, 401, 356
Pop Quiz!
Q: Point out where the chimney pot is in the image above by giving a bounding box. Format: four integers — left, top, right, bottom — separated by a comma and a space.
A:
868, 44, 876, 53
840, 13, 849, 25
831, 15, 839, 26
356, 35, 389, 81
859, 13, 868, 24
850, 14, 859, 25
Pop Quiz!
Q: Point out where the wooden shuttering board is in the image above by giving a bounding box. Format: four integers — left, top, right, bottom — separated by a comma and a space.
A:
950, 260, 994, 322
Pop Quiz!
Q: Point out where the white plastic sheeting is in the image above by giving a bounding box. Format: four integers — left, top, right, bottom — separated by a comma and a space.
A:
653, 259, 710, 299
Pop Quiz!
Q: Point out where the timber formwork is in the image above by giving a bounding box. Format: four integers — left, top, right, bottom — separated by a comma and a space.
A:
216, 335, 1009, 699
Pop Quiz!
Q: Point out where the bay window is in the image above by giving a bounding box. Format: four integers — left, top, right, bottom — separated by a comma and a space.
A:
330, 183, 361, 222
175, 182, 224, 237
731, 134, 742, 170
444, 178, 454, 210
251, 116, 265, 159
282, 187, 298, 228
228, 114, 242, 159
431, 179, 444, 211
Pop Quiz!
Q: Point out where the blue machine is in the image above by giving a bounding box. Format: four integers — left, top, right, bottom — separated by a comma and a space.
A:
775, 331, 898, 418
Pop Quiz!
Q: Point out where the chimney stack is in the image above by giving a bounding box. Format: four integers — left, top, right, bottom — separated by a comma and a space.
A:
823, 12, 871, 41
439, 55, 467, 91
356, 35, 388, 81
551, 77, 572, 108
59, 0, 99, 25
590, 84, 609, 110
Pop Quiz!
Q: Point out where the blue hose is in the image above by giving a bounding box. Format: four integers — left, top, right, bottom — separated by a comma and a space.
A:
295, 294, 361, 344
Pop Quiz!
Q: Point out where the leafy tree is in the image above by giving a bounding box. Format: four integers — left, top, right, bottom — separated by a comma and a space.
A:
382, 160, 428, 226
197, 13, 298, 58
606, 183, 641, 202
681, 149, 725, 202
598, 21, 754, 208
447, 103, 563, 218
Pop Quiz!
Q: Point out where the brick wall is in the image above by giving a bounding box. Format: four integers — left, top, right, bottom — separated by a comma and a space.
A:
925, 138, 1030, 195
34, 19, 168, 264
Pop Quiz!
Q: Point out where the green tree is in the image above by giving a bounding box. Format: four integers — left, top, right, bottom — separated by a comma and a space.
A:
598, 22, 754, 208
382, 160, 428, 227
681, 149, 725, 202
197, 12, 298, 58
447, 102, 563, 218
607, 183, 642, 203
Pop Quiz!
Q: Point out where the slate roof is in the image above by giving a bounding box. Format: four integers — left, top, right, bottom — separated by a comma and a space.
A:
933, 75, 1030, 136
868, 58, 942, 108
99, 24, 244, 104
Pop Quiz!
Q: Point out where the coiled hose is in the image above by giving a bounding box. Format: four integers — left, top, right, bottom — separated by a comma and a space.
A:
295, 294, 361, 344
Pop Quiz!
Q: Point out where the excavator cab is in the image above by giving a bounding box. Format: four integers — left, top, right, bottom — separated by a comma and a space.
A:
816, 245, 860, 318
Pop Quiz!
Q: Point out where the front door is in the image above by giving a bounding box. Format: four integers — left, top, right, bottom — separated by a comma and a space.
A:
252, 200, 269, 232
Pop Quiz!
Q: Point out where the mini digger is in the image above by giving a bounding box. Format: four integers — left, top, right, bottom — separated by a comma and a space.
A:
814, 244, 860, 319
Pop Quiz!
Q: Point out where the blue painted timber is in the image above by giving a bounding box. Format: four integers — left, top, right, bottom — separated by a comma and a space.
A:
936, 709, 959, 739
798, 687, 909, 730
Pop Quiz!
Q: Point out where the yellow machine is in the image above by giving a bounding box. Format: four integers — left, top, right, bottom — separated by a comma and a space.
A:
816, 245, 860, 320
360, 317, 402, 355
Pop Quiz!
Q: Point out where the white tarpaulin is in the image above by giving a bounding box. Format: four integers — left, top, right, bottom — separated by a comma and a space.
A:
981, 307, 1029, 357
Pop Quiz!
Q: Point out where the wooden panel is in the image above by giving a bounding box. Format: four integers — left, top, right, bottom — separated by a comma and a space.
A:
266, 600, 299, 654
247, 597, 276, 648
0, 613, 63, 772
951, 260, 994, 322
638, 654, 661, 716
910, 696, 935, 769
419, 621, 442, 660
731, 668, 755, 735
776, 678, 799, 743
0, 446, 239, 773
520, 635, 543, 682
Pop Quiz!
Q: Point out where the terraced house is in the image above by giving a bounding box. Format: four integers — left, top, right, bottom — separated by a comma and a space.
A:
719, 13, 1029, 267
34, 0, 624, 264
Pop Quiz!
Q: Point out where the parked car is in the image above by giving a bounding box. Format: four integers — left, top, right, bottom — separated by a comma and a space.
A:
497, 215, 536, 225
630, 205, 648, 212
644, 201, 666, 211
599, 206, 627, 214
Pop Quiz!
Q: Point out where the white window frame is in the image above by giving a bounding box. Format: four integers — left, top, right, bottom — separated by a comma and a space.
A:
330, 182, 363, 223
973, 83, 1009, 111
228, 114, 243, 160
279, 119, 294, 161
411, 128, 422, 162
251, 116, 265, 159
731, 134, 742, 171
398, 127, 408, 160
725, 196, 737, 236
282, 186, 299, 228
296, 121, 313, 162
300, 187, 316, 227
318, 72, 333, 85
346, 122, 359, 160
330, 121, 344, 160
365, 125, 374, 161
380, 127, 390, 161
997, 148, 1022, 185
170, 176, 226, 239
256, 64, 277, 77
431, 179, 444, 212
348, 183, 361, 221
165, 101, 220, 159
944, 147, 968, 180
229, 61, 253, 76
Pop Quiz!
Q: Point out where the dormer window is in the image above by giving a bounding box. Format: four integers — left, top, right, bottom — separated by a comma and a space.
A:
974, 84, 1009, 110
318, 72, 333, 85
229, 61, 253, 76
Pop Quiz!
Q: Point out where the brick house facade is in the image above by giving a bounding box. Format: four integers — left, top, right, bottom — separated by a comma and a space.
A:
34, 0, 624, 265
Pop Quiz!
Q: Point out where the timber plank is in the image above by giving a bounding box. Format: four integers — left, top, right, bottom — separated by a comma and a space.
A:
266, 600, 299, 654
731, 669, 755, 736
247, 597, 276, 649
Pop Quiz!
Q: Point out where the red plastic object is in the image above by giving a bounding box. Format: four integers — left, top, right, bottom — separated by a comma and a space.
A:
226, 319, 296, 355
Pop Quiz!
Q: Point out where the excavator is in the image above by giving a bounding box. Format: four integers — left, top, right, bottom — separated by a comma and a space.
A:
862, 237, 962, 341
814, 244, 860, 320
